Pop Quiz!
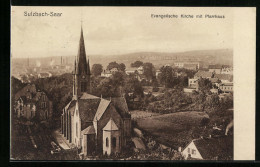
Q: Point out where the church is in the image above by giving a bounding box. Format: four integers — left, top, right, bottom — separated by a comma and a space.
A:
60, 26, 132, 156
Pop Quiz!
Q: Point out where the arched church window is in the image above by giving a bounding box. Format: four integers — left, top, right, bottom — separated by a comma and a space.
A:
106, 137, 109, 147
112, 137, 116, 148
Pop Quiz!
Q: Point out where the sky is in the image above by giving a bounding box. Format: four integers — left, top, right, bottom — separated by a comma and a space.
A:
11, 7, 233, 58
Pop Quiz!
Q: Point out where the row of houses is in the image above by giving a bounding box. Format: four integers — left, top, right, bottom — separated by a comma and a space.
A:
208, 65, 233, 75
185, 70, 233, 93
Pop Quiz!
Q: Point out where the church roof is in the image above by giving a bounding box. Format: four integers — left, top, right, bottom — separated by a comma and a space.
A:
80, 93, 100, 100
111, 97, 131, 119
103, 118, 119, 131
78, 98, 101, 130
111, 97, 129, 113
93, 98, 111, 121
82, 125, 96, 135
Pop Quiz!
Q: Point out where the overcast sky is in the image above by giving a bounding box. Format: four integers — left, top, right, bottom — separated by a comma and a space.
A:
11, 7, 233, 58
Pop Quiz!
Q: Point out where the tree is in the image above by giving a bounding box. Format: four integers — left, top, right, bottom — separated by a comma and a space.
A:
124, 76, 144, 101
143, 62, 156, 82
107, 61, 119, 71
131, 61, 143, 67
159, 66, 174, 88
198, 78, 212, 92
91, 64, 103, 76
118, 63, 126, 72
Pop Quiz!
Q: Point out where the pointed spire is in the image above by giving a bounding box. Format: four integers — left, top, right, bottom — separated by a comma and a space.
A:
76, 24, 88, 75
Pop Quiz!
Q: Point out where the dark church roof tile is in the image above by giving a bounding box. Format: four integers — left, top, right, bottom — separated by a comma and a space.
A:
82, 125, 96, 135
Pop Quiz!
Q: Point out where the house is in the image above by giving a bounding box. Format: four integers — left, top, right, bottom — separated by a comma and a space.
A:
208, 65, 222, 74
174, 62, 200, 70
101, 70, 113, 78
183, 64, 198, 70
137, 66, 144, 74
182, 136, 233, 160
209, 78, 221, 88
155, 70, 161, 79
125, 68, 138, 75
14, 84, 53, 121
38, 72, 52, 78
221, 65, 233, 75
194, 71, 213, 79
188, 78, 198, 89
214, 74, 233, 83
101, 68, 118, 78
61, 27, 132, 157
219, 82, 233, 93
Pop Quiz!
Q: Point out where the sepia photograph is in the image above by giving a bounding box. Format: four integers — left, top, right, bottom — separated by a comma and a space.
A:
10, 6, 254, 161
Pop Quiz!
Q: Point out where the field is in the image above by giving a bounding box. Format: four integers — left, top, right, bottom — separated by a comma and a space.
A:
136, 111, 209, 149
130, 110, 161, 119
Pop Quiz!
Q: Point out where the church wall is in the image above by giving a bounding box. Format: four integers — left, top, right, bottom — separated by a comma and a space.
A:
73, 106, 81, 148
96, 104, 122, 154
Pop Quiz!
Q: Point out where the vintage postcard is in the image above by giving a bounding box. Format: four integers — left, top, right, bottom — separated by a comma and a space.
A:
10, 7, 256, 161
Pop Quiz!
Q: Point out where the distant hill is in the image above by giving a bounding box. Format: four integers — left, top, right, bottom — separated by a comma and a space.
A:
12, 49, 233, 70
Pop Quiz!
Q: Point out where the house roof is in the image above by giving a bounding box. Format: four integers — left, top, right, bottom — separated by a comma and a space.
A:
193, 136, 233, 160
209, 78, 220, 83
220, 82, 233, 86
183, 64, 197, 68
14, 84, 37, 101
222, 65, 231, 68
194, 71, 213, 78
208, 65, 222, 69
93, 98, 111, 121
214, 74, 233, 82
81, 125, 96, 135
103, 118, 119, 131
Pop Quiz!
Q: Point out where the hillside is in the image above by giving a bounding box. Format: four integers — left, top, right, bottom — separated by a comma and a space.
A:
12, 49, 233, 69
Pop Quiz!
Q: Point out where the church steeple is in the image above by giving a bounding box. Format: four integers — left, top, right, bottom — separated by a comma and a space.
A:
73, 25, 91, 98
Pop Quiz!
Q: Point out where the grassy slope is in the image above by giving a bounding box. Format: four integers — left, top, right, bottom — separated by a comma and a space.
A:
136, 111, 209, 149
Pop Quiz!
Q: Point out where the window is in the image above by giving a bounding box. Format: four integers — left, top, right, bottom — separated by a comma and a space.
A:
112, 137, 116, 148
106, 137, 109, 147
192, 149, 196, 155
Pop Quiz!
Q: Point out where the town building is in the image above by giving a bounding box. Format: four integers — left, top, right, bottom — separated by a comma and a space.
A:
101, 68, 118, 78
14, 84, 53, 121
38, 72, 52, 78
61, 27, 132, 157
221, 65, 233, 75
219, 82, 233, 93
214, 74, 233, 83
208, 65, 222, 74
208, 65, 233, 75
188, 78, 198, 89
137, 66, 144, 74
174, 62, 200, 70
125, 68, 138, 75
194, 71, 213, 79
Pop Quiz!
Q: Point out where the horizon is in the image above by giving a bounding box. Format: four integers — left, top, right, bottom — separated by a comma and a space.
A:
11, 7, 233, 58
11, 48, 233, 59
